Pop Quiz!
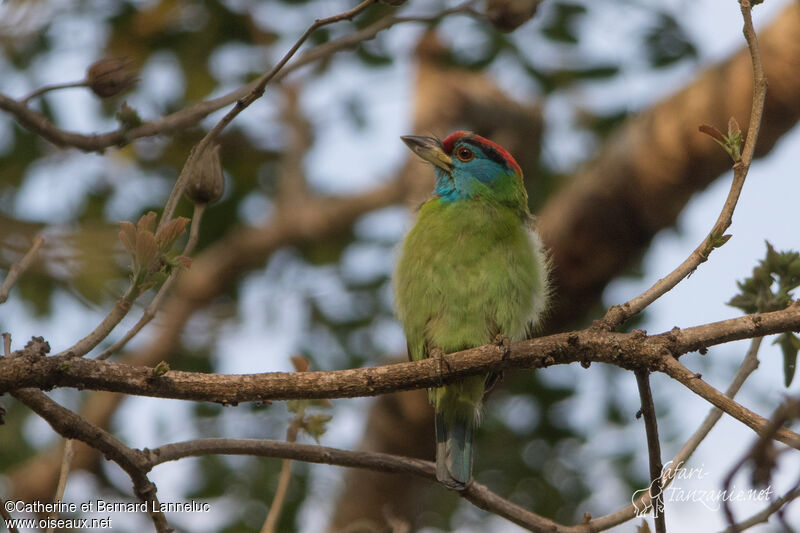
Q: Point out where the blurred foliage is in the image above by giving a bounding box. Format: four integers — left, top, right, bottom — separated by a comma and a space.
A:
0, 0, 702, 531
729, 242, 800, 386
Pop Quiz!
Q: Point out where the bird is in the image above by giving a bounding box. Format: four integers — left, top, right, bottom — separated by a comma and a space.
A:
394, 130, 550, 490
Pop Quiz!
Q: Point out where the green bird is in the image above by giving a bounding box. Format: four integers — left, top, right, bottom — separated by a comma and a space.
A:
394, 131, 550, 489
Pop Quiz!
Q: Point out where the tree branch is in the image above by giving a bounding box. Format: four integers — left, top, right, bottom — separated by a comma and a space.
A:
538, 2, 800, 332
11, 388, 172, 533
599, 0, 767, 329
635, 369, 665, 533
157, 0, 378, 228
146, 438, 569, 533
4, 304, 800, 448
0, 4, 474, 154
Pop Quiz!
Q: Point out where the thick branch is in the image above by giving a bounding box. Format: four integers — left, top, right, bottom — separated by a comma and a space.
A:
4, 304, 800, 430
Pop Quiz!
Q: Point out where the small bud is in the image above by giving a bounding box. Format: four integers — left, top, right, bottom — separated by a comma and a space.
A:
151, 361, 171, 377
116, 102, 143, 130
185, 144, 225, 204
485, 0, 542, 32
86, 58, 138, 98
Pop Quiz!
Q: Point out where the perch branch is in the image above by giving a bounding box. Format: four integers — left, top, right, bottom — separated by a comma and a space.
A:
4, 305, 800, 450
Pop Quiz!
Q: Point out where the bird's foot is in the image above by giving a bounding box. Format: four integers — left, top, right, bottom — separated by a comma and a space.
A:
430, 347, 451, 386
493, 334, 511, 359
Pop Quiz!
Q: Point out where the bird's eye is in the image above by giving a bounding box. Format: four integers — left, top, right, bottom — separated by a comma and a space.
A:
456, 147, 474, 162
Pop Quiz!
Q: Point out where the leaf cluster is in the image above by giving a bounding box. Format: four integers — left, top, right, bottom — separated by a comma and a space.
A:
729, 242, 800, 385
118, 212, 191, 293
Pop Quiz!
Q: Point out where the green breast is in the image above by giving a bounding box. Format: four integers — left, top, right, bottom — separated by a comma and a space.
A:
394, 196, 548, 362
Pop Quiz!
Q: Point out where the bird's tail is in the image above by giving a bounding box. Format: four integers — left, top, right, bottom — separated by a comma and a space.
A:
435, 412, 474, 490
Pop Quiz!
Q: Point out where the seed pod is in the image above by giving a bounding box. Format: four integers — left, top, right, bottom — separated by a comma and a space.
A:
86, 58, 138, 98
185, 144, 225, 205
485, 0, 542, 32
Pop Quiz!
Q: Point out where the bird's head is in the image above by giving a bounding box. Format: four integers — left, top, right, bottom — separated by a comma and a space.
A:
401, 131, 527, 208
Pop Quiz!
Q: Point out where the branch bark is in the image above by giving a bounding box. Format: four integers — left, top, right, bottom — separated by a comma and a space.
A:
4, 304, 800, 448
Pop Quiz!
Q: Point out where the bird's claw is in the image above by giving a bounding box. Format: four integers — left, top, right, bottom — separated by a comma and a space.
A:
493, 334, 511, 359
430, 347, 451, 386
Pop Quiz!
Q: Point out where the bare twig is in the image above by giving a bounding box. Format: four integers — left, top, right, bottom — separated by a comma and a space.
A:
146, 438, 566, 533
22, 80, 86, 105
722, 398, 800, 531
718, 484, 800, 533
2, 333, 10, 356
54, 283, 139, 358
158, 0, 377, 229
12, 388, 172, 533
585, 337, 765, 531
0, 4, 473, 154
260, 420, 300, 533
45, 439, 75, 533
635, 369, 665, 533
97, 202, 206, 360
662, 355, 800, 449
0, 236, 44, 304
599, 0, 767, 329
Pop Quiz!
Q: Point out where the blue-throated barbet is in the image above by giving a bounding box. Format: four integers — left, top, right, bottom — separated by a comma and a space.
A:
394, 131, 550, 489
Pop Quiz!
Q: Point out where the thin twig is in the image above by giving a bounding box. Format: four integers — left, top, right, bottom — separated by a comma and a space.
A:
2, 333, 11, 356
0, 4, 473, 154
45, 439, 75, 533
22, 80, 86, 105
12, 388, 172, 533
599, 0, 767, 329
586, 337, 764, 531
717, 484, 800, 533
722, 398, 800, 531
260, 420, 300, 533
54, 283, 139, 357
661, 355, 800, 449
635, 369, 665, 533
0, 236, 44, 304
97, 202, 206, 360
146, 438, 566, 533
158, 0, 377, 229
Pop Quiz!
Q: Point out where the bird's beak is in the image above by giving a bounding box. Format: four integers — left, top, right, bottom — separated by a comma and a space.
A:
401, 135, 453, 173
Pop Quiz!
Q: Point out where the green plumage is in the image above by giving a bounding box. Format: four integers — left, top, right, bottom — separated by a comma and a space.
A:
394, 132, 549, 489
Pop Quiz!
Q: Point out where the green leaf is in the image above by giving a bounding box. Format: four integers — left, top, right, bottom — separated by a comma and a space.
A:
774, 333, 800, 387
300, 413, 332, 442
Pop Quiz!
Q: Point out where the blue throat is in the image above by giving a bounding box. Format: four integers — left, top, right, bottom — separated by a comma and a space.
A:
434, 161, 514, 203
